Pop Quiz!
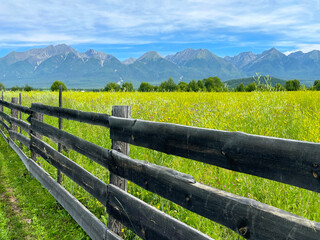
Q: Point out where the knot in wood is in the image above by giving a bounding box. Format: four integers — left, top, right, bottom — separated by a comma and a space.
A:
185, 194, 191, 202
312, 171, 318, 179
141, 228, 146, 237
238, 226, 248, 237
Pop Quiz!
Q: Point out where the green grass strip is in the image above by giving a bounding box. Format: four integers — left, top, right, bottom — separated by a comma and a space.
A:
0, 136, 89, 240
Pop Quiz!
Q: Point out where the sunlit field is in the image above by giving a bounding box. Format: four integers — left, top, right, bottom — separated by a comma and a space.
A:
2, 91, 320, 239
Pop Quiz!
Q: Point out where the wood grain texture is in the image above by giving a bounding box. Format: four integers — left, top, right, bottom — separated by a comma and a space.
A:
31, 103, 110, 127
10, 98, 18, 132
0, 111, 30, 134
0, 110, 11, 123
8, 130, 30, 148
9, 116, 30, 134
30, 109, 43, 162
109, 106, 130, 236
0, 119, 10, 132
109, 117, 320, 193
0, 99, 31, 114
107, 150, 320, 239
107, 184, 213, 240
57, 85, 63, 184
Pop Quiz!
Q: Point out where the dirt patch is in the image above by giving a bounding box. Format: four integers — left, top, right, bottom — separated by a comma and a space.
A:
0, 185, 32, 226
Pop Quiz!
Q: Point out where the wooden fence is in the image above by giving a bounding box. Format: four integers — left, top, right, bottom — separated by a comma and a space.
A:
0, 92, 320, 239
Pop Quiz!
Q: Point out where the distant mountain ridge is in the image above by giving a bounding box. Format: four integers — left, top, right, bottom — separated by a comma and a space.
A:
0, 44, 319, 88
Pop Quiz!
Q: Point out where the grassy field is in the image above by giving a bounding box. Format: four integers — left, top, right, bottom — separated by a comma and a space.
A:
1, 91, 320, 239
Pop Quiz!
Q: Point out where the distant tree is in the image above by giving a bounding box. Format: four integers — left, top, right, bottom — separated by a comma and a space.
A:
285, 79, 300, 91
313, 80, 320, 91
188, 80, 200, 92
275, 83, 285, 91
11, 86, 22, 91
159, 77, 178, 92
51, 81, 67, 91
203, 76, 223, 92
104, 82, 120, 92
235, 84, 245, 92
24, 84, 33, 92
138, 82, 154, 92
197, 80, 205, 91
178, 81, 188, 91
121, 82, 134, 92
245, 82, 257, 92
0, 82, 5, 91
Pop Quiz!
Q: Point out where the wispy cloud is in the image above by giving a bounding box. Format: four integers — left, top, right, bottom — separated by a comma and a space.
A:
0, 0, 320, 54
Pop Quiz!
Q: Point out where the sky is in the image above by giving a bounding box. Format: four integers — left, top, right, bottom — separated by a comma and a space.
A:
0, 0, 320, 60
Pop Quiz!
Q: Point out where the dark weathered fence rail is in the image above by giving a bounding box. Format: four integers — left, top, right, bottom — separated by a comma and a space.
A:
0, 93, 319, 240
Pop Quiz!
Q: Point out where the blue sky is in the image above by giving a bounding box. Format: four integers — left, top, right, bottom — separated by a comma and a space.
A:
0, 0, 320, 60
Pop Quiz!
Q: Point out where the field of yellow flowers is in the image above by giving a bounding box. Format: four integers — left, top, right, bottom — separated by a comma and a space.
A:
2, 91, 320, 239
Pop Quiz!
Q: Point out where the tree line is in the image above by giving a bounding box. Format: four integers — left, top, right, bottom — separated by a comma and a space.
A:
104, 76, 320, 92
1, 77, 320, 92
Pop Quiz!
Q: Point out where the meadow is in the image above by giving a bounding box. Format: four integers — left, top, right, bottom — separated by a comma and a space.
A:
2, 91, 320, 239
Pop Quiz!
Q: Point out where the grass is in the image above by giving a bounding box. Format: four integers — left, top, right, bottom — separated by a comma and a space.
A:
1, 90, 320, 239
0, 136, 88, 239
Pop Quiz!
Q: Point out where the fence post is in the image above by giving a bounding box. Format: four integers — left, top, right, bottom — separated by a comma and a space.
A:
108, 105, 131, 236
57, 85, 63, 184
30, 106, 43, 162
19, 93, 23, 149
0, 92, 3, 131
10, 97, 18, 132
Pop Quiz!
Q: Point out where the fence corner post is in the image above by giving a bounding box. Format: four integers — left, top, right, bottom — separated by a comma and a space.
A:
108, 105, 131, 237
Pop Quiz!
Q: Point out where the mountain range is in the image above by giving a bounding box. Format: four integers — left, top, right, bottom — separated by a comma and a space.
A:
0, 44, 319, 88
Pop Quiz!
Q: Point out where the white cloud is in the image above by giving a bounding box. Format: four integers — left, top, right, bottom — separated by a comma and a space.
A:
0, 0, 319, 50
284, 44, 320, 55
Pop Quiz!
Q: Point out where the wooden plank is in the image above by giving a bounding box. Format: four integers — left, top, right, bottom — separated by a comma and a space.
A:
0, 99, 31, 114
30, 118, 110, 169
31, 103, 110, 127
30, 136, 108, 204
108, 106, 130, 236
108, 150, 320, 239
109, 117, 320, 193
8, 130, 30, 148
0, 120, 10, 132
0, 126, 9, 142
10, 116, 31, 134
0, 110, 11, 123
107, 184, 213, 240
0, 111, 30, 133
10, 97, 18, 132
5, 135, 121, 240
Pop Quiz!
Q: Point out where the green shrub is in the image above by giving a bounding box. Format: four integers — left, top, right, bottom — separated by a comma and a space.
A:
51, 81, 67, 91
